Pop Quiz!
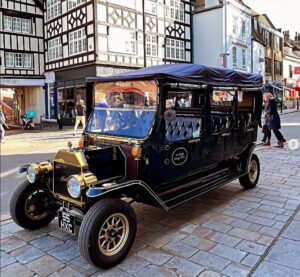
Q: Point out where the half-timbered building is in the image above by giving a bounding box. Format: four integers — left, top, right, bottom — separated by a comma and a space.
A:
44, 0, 193, 125
0, 0, 45, 124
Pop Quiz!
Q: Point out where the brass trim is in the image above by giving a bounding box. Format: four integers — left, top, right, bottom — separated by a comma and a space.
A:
53, 150, 88, 168
54, 193, 84, 207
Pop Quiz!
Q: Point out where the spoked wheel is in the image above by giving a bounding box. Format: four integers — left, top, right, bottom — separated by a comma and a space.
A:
10, 181, 55, 229
78, 198, 136, 269
239, 153, 260, 189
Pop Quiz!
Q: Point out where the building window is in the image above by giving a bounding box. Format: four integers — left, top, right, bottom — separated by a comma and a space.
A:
146, 35, 158, 57
232, 47, 237, 67
166, 38, 185, 60
242, 48, 246, 68
108, 27, 137, 54
145, 0, 157, 15
48, 37, 63, 61
265, 58, 271, 74
242, 20, 246, 38
3, 15, 31, 33
289, 65, 293, 78
4, 52, 32, 68
274, 60, 282, 75
3, 16, 12, 31
253, 18, 258, 31
232, 16, 238, 35
21, 19, 31, 33
5, 52, 14, 67
69, 28, 87, 55
274, 36, 281, 50
15, 53, 23, 67
13, 17, 21, 32
68, 0, 85, 10
47, 0, 61, 21
165, 0, 184, 22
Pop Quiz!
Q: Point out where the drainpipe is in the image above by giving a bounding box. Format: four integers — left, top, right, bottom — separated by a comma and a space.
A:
142, 0, 146, 67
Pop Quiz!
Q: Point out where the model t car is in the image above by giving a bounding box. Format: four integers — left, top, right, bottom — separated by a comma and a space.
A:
10, 64, 263, 268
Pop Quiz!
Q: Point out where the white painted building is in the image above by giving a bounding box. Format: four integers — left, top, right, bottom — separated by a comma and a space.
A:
0, 0, 45, 124
252, 39, 265, 79
283, 31, 300, 98
44, 0, 193, 125
193, 0, 252, 73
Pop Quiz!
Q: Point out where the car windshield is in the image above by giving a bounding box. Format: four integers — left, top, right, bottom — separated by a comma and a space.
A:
86, 80, 158, 139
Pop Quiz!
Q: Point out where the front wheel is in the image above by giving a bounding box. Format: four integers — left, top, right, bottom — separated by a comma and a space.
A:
239, 153, 260, 189
78, 198, 137, 269
10, 181, 55, 229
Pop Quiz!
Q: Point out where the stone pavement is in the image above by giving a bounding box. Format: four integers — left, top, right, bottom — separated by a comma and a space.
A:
1, 146, 300, 277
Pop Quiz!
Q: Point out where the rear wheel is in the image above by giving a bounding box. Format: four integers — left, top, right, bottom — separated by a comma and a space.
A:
10, 181, 55, 229
78, 198, 136, 269
239, 153, 260, 189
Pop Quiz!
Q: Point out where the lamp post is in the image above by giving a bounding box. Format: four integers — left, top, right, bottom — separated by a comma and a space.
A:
220, 53, 230, 68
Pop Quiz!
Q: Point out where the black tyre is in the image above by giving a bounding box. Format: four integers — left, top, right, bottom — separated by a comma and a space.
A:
239, 153, 260, 189
10, 180, 55, 230
78, 198, 137, 269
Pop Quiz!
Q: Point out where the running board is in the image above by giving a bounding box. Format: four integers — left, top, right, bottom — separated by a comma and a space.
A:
162, 173, 240, 209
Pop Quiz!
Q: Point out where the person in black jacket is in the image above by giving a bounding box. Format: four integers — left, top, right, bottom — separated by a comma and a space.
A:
262, 93, 286, 147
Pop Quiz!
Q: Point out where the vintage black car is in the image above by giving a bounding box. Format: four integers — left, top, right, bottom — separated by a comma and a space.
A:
10, 64, 263, 268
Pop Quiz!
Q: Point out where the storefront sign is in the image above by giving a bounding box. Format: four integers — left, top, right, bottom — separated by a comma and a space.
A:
0, 78, 45, 87
294, 67, 300, 75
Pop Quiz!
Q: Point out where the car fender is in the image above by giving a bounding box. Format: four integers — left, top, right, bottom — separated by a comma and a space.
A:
86, 180, 169, 211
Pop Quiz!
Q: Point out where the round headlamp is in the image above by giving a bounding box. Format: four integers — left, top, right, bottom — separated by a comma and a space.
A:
67, 177, 82, 198
26, 164, 39, 184
67, 173, 97, 199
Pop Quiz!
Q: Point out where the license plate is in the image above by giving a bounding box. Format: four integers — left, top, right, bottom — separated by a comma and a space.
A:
58, 211, 75, 235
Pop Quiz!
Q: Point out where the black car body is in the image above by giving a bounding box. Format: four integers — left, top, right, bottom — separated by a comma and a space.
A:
10, 64, 263, 268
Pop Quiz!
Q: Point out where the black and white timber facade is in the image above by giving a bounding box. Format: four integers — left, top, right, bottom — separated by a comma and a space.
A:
0, 0, 45, 123
44, 0, 193, 125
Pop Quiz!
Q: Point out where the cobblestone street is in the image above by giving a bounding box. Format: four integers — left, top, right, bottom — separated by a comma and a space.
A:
1, 144, 300, 277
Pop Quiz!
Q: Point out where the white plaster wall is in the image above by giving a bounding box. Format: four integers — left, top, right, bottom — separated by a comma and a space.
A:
193, 8, 223, 67
252, 41, 265, 82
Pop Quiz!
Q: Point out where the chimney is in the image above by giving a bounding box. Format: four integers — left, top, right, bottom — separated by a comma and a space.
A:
283, 30, 290, 43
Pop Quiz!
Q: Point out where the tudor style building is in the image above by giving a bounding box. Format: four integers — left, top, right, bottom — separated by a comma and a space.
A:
0, 0, 45, 124
44, 0, 193, 125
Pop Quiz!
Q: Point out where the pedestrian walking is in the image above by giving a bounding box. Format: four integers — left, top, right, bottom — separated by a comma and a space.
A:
73, 99, 86, 136
262, 92, 286, 148
0, 106, 7, 143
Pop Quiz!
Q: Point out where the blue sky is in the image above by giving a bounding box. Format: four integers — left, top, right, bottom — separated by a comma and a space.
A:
243, 0, 299, 38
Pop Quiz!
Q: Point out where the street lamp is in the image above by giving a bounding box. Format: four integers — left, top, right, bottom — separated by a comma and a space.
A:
220, 53, 230, 68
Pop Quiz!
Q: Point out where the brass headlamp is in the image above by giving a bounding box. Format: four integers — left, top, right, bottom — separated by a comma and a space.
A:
67, 172, 97, 198
26, 161, 53, 183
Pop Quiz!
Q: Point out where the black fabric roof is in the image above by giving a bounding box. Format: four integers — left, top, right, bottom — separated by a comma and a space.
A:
87, 64, 263, 87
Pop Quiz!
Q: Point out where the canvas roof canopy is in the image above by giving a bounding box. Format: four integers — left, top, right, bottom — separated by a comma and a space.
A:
87, 64, 263, 88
